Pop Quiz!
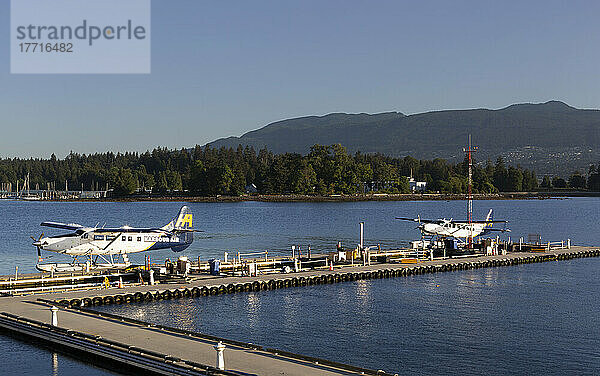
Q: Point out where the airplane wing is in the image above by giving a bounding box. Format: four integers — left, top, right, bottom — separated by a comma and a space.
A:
94, 227, 165, 233
94, 227, 203, 233
395, 217, 439, 223
452, 220, 508, 223
40, 222, 85, 231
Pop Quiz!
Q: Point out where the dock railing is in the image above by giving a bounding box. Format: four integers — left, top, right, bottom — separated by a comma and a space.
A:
547, 239, 571, 250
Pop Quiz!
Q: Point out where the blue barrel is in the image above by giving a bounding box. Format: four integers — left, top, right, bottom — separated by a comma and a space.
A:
209, 259, 220, 275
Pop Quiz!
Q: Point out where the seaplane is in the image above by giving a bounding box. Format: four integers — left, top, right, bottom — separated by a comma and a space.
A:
396, 209, 509, 239
32, 206, 197, 272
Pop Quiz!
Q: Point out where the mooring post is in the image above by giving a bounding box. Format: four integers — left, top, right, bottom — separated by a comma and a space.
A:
567, 239, 571, 249
149, 269, 155, 285
519, 237, 523, 251
360, 222, 364, 250
50, 306, 58, 326
214, 341, 226, 370
360, 222, 366, 266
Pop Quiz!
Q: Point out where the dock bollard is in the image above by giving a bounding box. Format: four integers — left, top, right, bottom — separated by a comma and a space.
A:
50, 306, 58, 326
214, 341, 226, 370
149, 269, 155, 285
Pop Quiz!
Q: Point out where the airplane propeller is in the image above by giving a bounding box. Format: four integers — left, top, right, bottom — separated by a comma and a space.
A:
31, 233, 44, 262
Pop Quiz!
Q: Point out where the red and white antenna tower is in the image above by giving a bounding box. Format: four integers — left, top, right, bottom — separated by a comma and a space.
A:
463, 134, 477, 248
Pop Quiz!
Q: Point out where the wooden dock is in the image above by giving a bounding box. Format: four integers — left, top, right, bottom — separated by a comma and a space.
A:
0, 246, 598, 375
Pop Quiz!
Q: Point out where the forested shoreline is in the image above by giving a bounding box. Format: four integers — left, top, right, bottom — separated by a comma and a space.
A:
1, 144, 598, 196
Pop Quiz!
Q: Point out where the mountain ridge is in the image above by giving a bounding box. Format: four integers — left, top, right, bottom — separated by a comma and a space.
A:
207, 101, 600, 175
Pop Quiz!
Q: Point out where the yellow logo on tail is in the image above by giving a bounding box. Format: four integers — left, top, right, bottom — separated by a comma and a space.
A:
176, 214, 193, 229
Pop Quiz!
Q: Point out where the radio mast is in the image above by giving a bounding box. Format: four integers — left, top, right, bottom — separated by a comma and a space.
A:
463, 135, 477, 248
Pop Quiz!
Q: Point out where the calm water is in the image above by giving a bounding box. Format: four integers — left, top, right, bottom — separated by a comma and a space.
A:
1, 197, 599, 274
1, 198, 599, 375
0, 333, 120, 376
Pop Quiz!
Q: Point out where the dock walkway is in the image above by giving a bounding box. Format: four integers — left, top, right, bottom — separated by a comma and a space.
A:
1, 246, 598, 376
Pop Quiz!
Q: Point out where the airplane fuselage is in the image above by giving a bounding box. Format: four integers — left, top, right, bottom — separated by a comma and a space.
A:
420, 222, 488, 238
40, 229, 190, 256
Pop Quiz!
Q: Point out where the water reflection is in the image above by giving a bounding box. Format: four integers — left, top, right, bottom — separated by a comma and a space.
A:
281, 291, 299, 329
244, 293, 261, 331
352, 280, 372, 310
52, 352, 58, 376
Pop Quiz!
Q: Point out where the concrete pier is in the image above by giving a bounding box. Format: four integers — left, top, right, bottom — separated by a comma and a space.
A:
0, 246, 598, 375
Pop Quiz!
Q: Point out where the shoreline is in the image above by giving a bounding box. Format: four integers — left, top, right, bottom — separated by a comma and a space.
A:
2, 191, 599, 203
181, 191, 600, 202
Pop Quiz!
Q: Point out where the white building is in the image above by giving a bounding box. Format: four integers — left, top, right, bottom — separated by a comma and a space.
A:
409, 177, 427, 192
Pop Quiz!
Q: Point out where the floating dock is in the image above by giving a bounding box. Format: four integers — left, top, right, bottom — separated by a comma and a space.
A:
0, 246, 598, 375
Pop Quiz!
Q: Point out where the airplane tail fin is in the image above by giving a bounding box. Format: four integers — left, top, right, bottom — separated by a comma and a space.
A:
162, 206, 194, 232
163, 206, 194, 252
485, 209, 493, 227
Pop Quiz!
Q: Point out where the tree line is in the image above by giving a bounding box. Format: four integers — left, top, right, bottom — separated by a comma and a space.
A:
0, 144, 596, 196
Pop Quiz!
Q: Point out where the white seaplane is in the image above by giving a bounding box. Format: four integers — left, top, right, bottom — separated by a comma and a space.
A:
32, 206, 197, 272
396, 209, 509, 239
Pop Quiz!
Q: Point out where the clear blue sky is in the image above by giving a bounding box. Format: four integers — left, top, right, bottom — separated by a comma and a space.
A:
1, 0, 599, 158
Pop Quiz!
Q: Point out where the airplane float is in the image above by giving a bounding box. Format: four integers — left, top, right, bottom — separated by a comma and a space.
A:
396, 209, 509, 240
32, 206, 197, 272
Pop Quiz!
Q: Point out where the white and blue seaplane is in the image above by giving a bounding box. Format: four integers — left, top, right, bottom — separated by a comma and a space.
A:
32, 206, 197, 272
396, 209, 509, 239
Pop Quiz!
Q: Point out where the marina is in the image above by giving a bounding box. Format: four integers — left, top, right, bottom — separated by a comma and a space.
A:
3, 2, 600, 374
0, 246, 598, 375
1, 198, 599, 375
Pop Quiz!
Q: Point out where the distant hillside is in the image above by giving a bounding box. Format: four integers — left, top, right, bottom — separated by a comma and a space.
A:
207, 101, 600, 175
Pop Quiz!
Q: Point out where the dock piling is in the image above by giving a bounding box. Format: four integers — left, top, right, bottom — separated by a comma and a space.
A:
50, 305, 58, 326
214, 341, 226, 370
360, 222, 364, 250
